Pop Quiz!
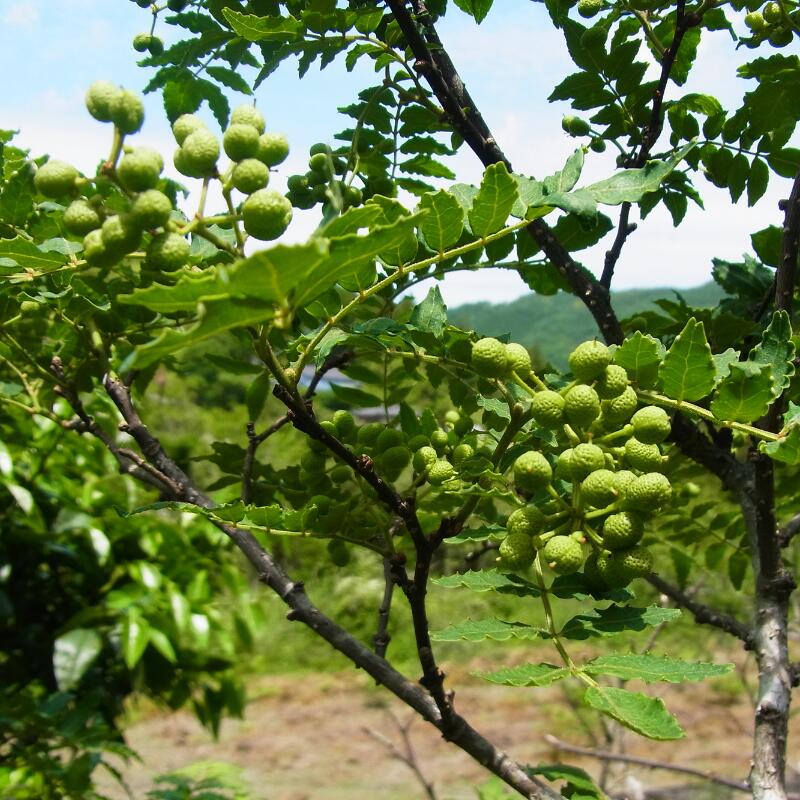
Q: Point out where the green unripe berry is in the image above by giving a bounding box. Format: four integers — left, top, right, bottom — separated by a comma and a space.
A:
309, 152, 332, 177
507, 505, 545, 537
376, 428, 404, 453
83, 229, 116, 267
631, 406, 671, 444
327, 539, 350, 567
35, 160, 79, 198
602, 386, 638, 425
117, 147, 163, 192
172, 114, 206, 145
454, 416, 473, 437
147, 36, 164, 56
131, 189, 172, 229
332, 409, 356, 438
110, 89, 145, 134
556, 448, 574, 480
230, 104, 266, 135
444, 409, 460, 425
430, 429, 449, 453
569, 340, 611, 381
768, 27, 793, 46
133, 32, 152, 52
379, 445, 411, 473
531, 390, 565, 429
499, 532, 536, 570
570, 442, 606, 481
513, 451, 552, 493
581, 469, 618, 508
564, 384, 601, 429
595, 365, 629, 399
85, 80, 121, 122
231, 158, 269, 193
745, 10, 766, 30
505, 342, 532, 375
301, 450, 327, 472
590, 137, 607, 153
613, 470, 637, 495
63, 199, 101, 236
287, 174, 309, 193
542, 535, 584, 575
763, 2, 783, 24
452, 443, 474, 466
413, 445, 438, 473
597, 551, 633, 588
101, 214, 142, 256
242, 189, 293, 240
147, 232, 190, 271
577, 0, 603, 17
624, 472, 672, 511
583, 552, 608, 592
617, 546, 653, 578
427, 459, 456, 485
344, 185, 363, 207
471, 337, 509, 379
624, 437, 664, 472
223, 123, 260, 162
602, 511, 644, 551
407, 434, 430, 451
256, 132, 290, 167
562, 114, 592, 136
309, 142, 329, 156
181, 129, 220, 176
357, 422, 382, 447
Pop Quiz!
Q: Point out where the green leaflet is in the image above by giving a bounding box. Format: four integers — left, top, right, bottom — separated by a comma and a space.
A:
452, 0, 494, 23
410, 286, 447, 338
710, 362, 774, 423
469, 162, 520, 237
559, 605, 681, 639
53, 629, 103, 691
222, 9, 302, 41
613, 332, 664, 388
584, 654, 733, 684
476, 663, 569, 687
749, 310, 795, 397
584, 686, 685, 740
418, 189, 465, 251
432, 568, 541, 597
0, 237, 67, 274
430, 618, 541, 642
658, 317, 716, 401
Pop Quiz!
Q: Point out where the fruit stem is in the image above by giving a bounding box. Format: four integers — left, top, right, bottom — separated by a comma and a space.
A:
222, 188, 245, 253
546, 484, 571, 511
594, 424, 633, 444
562, 424, 582, 446
106, 128, 124, 171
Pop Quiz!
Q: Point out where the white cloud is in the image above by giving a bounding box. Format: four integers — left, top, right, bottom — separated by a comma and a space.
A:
4, 1, 39, 28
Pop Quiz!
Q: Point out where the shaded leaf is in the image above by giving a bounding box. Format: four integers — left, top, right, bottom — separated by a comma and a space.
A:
53, 629, 103, 691
659, 317, 715, 401
560, 605, 681, 639
432, 569, 540, 597
476, 663, 569, 687
431, 618, 541, 642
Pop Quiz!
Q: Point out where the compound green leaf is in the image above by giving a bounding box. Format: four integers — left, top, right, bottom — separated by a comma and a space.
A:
431, 618, 541, 642
713, 348, 739, 383
222, 9, 302, 41
53, 628, 103, 691
614, 332, 665, 388
0, 237, 66, 274
469, 162, 519, 237
584, 686, 685, 740
749, 310, 795, 397
418, 189, 465, 251
658, 318, 716, 401
584, 654, 733, 684
543, 149, 584, 194
560, 605, 681, 640
410, 285, 447, 338
476, 663, 569, 687
710, 362, 774, 423
432, 569, 541, 597
760, 424, 800, 465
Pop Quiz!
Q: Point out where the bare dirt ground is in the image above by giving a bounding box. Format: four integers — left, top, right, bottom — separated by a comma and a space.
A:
100, 653, 800, 800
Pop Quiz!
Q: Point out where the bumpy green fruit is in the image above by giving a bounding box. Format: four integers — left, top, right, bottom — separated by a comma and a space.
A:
618, 546, 653, 578
117, 147, 163, 191
224, 123, 260, 161
147, 232, 190, 271
531, 390, 565, 428
344, 185, 363, 207
595, 365, 629, 399
507, 505, 545, 537
230, 104, 266, 135
577, 0, 603, 18
357, 423, 382, 446
172, 114, 206, 145
562, 115, 592, 136
64, 200, 101, 236
499, 532, 535, 570
376, 428, 404, 453
602, 511, 644, 550
242, 189, 293, 240
330, 465, 351, 484
181, 129, 220, 176
231, 158, 269, 193
555, 448, 574, 480
581, 469, 618, 508
745, 10, 766, 29
631, 406, 671, 444
543, 535, 584, 575
763, 1, 782, 23
583, 552, 608, 592
570, 443, 606, 480
613, 470, 637, 495
452, 443, 474, 466
133, 32, 152, 52
413, 445, 438, 473
454, 416, 473, 437
131, 189, 172, 229
427, 459, 456, 485
407, 434, 430, 451
332, 409, 355, 438
564, 384, 601, 429
505, 343, 532, 375
513, 451, 552, 492
568, 340, 611, 380
83, 229, 116, 267
430, 429, 449, 453
624, 437, 663, 472
379, 445, 411, 473
471, 337, 509, 379
624, 472, 672, 511
602, 385, 638, 425
257, 132, 290, 167
309, 152, 332, 177
101, 214, 141, 256
35, 160, 79, 198
597, 552, 632, 588
85, 80, 121, 122
110, 89, 144, 134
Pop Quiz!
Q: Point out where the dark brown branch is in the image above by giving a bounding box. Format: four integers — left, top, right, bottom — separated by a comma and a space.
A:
775, 166, 800, 316
374, 557, 396, 658
779, 513, 800, 548
544, 734, 752, 795
646, 573, 754, 647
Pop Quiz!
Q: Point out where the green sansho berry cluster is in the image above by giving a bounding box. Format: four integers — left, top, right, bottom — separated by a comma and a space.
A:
484, 338, 674, 591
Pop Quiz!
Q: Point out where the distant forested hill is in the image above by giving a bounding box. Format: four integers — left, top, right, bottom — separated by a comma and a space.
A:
449, 282, 723, 367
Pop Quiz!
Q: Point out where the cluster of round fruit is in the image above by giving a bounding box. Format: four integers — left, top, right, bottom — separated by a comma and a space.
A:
745, 2, 797, 47
561, 115, 606, 152
171, 104, 293, 241
33, 81, 189, 271
471, 336, 673, 591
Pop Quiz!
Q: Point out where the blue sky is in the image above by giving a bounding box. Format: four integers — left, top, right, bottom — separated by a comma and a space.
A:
1, 0, 792, 305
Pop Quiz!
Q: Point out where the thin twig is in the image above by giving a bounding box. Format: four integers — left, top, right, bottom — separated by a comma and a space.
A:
374, 557, 396, 658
